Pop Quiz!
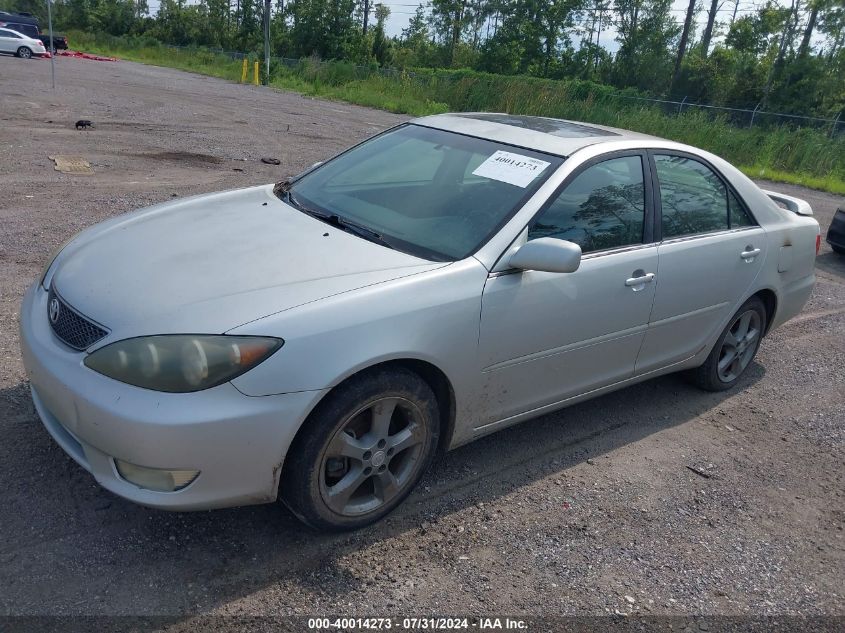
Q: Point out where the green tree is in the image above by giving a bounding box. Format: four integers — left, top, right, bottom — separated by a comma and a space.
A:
371, 2, 390, 64
613, 0, 678, 92
478, 0, 581, 77
429, 0, 474, 65
671, 0, 697, 92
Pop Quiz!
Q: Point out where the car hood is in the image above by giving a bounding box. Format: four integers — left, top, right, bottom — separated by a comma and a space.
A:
48, 185, 445, 340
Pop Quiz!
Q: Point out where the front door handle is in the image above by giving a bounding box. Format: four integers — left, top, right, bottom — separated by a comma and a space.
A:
741, 247, 761, 260
625, 272, 655, 288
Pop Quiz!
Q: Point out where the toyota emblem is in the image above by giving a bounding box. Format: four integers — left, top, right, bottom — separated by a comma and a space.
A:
48, 297, 60, 324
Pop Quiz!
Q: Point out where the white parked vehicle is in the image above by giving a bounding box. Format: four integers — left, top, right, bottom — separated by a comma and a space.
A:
20, 114, 820, 530
0, 26, 46, 58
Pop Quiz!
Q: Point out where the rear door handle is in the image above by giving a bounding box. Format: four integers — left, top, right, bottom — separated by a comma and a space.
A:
741, 248, 761, 260
625, 272, 655, 287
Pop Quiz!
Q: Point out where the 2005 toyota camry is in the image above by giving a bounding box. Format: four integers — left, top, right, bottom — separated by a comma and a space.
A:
20, 113, 820, 530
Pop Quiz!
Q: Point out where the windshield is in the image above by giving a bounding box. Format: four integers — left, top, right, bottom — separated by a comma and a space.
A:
285, 124, 563, 261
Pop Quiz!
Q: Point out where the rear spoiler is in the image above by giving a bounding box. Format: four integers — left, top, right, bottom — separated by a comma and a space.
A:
762, 189, 813, 216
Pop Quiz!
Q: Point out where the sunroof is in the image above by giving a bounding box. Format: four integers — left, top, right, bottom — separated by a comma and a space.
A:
458, 113, 619, 138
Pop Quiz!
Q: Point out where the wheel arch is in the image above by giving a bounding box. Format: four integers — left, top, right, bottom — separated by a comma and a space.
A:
390, 358, 457, 453
752, 288, 778, 335
284, 357, 457, 468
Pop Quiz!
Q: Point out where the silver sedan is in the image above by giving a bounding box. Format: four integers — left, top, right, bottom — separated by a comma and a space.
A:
20, 113, 820, 530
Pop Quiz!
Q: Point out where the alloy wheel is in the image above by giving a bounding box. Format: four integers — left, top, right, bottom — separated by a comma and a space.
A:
717, 309, 762, 383
319, 396, 428, 517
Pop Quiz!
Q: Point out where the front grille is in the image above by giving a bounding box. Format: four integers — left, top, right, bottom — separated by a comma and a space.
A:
47, 287, 108, 350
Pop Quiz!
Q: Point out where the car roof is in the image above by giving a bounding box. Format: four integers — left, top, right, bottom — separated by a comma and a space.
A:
410, 112, 665, 157
0, 11, 37, 20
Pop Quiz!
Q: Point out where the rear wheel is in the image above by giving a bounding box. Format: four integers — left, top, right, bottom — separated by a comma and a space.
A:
282, 367, 440, 531
686, 296, 767, 392
17, 47, 33, 59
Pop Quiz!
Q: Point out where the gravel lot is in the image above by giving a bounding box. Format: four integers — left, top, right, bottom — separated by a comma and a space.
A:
1, 55, 843, 625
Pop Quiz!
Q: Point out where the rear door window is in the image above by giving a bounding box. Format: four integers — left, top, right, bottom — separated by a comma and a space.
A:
729, 190, 755, 228
654, 155, 729, 238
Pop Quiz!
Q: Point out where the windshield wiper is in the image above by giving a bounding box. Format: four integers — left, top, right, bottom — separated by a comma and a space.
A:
317, 212, 396, 250
332, 216, 396, 250
278, 187, 395, 251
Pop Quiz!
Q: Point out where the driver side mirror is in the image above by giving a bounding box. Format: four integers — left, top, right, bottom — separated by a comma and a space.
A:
508, 238, 582, 273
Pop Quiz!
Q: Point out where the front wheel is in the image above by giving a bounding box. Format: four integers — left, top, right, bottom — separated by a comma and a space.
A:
686, 296, 767, 392
17, 47, 33, 59
281, 367, 440, 531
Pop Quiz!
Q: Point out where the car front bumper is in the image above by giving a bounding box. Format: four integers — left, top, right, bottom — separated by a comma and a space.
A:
19, 281, 327, 510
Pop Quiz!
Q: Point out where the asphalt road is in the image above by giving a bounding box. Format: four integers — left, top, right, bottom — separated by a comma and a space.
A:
0, 55, 843, 626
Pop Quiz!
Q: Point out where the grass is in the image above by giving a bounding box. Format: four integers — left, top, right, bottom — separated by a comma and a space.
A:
67, 31, 845, 195
270, 68, 450, 116
68, 33, 246, 82
737, 166, 845, 195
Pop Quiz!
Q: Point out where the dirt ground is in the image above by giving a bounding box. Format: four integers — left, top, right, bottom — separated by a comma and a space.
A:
1, 55, 844, 625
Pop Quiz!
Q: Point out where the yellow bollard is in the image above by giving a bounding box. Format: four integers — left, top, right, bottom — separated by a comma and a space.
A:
241, 58, 247, 83
253, 61, 259, 86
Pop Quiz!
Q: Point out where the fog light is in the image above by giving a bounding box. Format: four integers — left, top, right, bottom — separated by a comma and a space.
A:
114, 460, 199, 492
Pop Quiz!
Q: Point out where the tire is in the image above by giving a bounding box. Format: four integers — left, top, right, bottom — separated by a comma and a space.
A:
17, 47, 33, 59
281, 367, 440, 531
686, 296, 767, 392
832, 244, 845, 255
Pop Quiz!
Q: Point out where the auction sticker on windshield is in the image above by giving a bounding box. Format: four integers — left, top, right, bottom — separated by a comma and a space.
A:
472, 150, 551, 187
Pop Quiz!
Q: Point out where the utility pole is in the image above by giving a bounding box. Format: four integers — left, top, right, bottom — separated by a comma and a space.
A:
46, 0, 55, 89
363, 0, 370, 35
263, 0, 270, 85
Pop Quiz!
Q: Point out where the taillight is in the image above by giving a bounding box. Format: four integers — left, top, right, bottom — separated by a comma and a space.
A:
816, 234, 821, 256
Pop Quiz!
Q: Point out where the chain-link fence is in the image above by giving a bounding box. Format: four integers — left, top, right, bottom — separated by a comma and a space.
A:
615, 94, 842, 137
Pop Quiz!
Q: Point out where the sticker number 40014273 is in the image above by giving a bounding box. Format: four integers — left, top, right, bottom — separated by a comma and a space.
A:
471, 150, 551, 188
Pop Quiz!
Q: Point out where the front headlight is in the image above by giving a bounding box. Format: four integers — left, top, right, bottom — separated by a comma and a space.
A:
84, 335, 283, 392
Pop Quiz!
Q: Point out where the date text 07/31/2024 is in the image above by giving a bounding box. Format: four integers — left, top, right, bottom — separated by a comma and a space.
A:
307, 617, 529, 630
